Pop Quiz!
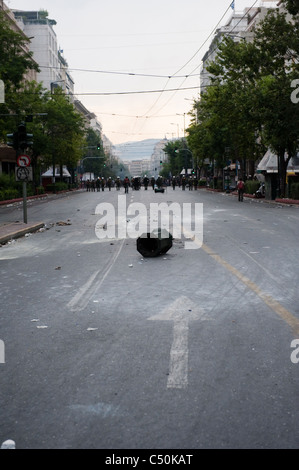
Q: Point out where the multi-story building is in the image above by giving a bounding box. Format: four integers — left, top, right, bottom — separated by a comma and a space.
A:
150, 138, 169, 178
200, 1, 280, 94
0, 2, 38, 83
0, 1, 38, 175
12, 10, 61, 92
123, 159, 151, 177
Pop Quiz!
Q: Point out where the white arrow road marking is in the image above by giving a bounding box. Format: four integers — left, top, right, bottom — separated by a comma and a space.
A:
149, 296, 205, 389
1, 440, 16, 449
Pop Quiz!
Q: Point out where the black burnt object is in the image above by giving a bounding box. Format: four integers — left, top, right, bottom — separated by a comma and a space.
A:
137, 229, 173, 258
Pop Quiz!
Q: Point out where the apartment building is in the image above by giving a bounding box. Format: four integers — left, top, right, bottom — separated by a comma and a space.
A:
150, 138, 168, 178
12, 9, 68, 94
0, 1, 38, 83
0, 1, 38, 175
200, 1, 280, 93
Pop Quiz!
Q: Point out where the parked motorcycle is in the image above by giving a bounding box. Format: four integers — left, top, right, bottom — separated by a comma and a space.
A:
255, 183, 265, 198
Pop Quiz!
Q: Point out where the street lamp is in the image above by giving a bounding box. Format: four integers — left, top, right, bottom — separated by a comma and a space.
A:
170, 123, 179, 139
176, 113, 186, 138
50, 80, 66, 191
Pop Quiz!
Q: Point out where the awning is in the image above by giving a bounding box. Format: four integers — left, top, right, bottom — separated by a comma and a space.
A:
257, 150, 299, 174
42, 166, 71, 177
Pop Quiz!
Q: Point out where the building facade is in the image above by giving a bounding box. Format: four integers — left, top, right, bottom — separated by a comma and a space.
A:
0, 2, 39, 175
12, 10, 62, 93
199, 1, 282, 94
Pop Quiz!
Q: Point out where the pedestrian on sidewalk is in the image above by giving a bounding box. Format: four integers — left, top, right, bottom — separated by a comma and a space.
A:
237, 178, 245, 202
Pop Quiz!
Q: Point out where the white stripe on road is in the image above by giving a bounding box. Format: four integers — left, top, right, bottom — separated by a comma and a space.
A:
67, 238, 125, 312
167, 320, 189, 389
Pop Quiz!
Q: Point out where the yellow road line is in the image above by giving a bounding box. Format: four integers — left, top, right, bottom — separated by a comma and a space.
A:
201, 242, 299, 336
181, 224, 299, 336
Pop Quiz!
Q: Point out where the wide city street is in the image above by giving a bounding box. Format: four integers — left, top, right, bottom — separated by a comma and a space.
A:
0, 186, 299, 449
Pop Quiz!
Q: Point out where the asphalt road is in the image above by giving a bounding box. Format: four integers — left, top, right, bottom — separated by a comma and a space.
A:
0, 187, 299, 449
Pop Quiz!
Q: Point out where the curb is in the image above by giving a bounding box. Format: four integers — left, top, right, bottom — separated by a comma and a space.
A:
204, 188, 299, 206
0, 222, 45, 245
0, 189, 81, 207
0, 194, 48, 206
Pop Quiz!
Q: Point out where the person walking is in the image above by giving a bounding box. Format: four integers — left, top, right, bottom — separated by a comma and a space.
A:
237, 178, 245, 202
123, 176, 130, 194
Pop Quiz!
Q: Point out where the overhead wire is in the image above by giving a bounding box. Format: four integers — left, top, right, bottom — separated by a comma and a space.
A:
131, 0, 261, 137
132, 1, 237, 138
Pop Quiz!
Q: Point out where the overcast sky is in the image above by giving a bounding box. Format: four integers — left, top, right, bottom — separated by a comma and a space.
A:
9, 0, 261, 146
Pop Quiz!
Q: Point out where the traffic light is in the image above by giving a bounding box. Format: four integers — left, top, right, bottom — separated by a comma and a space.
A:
18, 123, 27, 150
97, 143, 101, 150
6, 132, 18, 150
17, 122, 33, 150
160, 161, 163, 165
26, 132, 34, 147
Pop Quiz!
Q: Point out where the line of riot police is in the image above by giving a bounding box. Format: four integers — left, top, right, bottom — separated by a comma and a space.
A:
83, 175, 199, 193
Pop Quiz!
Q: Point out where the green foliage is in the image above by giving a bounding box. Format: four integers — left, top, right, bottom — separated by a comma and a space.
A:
45, 182, 69, 193
186, 8, 299, 197
0, 11, 39, 93
0, 173, 21, 200
163, 140, 192, 176
36, 186, 45, 195
81, 128, 106, 176
245, 180, 260, 195
216, 180, 223, 191
42, 89, 86, 170
281, 0, 299, 15
0, 189, 19, 201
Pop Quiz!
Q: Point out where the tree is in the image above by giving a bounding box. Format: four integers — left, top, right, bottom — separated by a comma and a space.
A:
281, 0, 299, 15
42, 89, 85, 182
81, 128, 106, 177
186, 9, 299, 196
0, 11, 39, 91
252, 10, 299, 196
0, 10, 40, 140
202, 37, 266, 175
162, 139, 192, 177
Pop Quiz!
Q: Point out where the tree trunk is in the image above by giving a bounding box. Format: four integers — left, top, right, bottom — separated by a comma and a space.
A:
278, 150, 291, 198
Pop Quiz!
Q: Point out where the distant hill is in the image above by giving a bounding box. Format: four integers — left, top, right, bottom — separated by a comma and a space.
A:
114, 139, 162, 161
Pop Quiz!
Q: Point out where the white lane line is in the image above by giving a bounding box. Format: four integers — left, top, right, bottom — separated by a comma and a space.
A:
67, 238, 125, 312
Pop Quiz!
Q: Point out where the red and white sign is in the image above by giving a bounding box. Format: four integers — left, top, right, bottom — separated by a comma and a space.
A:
17, 155, 31, 167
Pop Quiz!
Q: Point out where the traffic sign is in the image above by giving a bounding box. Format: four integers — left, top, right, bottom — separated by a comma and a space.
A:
15, 166, 33, 182
17, 155, 31, 167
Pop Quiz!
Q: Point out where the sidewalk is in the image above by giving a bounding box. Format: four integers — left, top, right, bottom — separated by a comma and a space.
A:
0, 189, 82, 245
205, 187, 299, 206
0, 221, 45, 245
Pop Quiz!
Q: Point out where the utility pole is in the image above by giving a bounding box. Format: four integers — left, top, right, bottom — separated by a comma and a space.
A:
7, 122, 33, 224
